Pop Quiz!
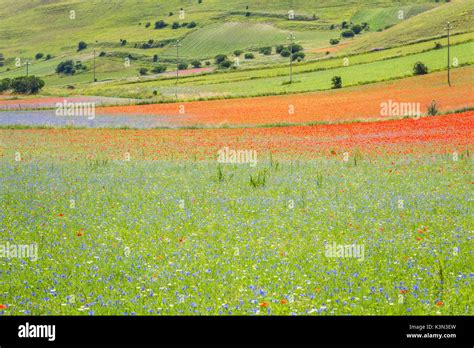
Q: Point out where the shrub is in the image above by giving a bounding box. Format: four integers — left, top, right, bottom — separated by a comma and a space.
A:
10, 76, 45, 94
292, 52, 305, 61
171, 22, 180, 29
139, 68, 148, 75
275, 45, 284, 54
35, 53, 44, 60
341, 30, 354, 38
99, 51, 106, 57
0, 78, 11, 92
259, 46, 272, 55
153, 54, 158, 62
77, 41, 87, 51
45, 54, 52, 60
351, 24, 362, 34
56, 60, 76, 75
191, 60, 202, 68
145, 22, 150, 28
245, 12, 251, 17
151, 65, 167, 74
155, 20, 167, 29
214, 54, 228, 64
434, 42, 442, 49
427, 100, 438, 116
329, 38, 340, 45
177, 62, 188, 70
219, 60, 232, 69
289, 44, 303, 53
234, 50, 243, 57
331, 76, 342, 89
413, 61, 428, 75
280, 49, 291, 57
205, 61, 211, 66
120, 39, 127, 46
187, 21, 197, 28
244, 53, 254, 59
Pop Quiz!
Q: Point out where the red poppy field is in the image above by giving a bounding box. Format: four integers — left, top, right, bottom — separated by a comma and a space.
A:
96, 67, 474, 127
2, 111, 472, 161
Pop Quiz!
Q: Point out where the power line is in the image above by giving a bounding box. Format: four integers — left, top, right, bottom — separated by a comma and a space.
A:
287, 33, 295, 84
174, 39, 182, 100
444, 21, 454, 87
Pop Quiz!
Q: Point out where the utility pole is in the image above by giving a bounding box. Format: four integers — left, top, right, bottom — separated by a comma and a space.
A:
24, 60, 30, 76
287, 33, 295, 84
444, 21, 453, 87
174, 39, 182, 99
93, 48, 96, 83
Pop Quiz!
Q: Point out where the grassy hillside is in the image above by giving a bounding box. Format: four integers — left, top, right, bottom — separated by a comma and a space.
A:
346, 0, 474, 52
0, 0, 472, 100
0, 0, 442, 60
44, 40, 474, 100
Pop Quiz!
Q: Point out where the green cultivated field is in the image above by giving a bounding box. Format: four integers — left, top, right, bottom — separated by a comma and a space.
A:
53, 40, 474, 100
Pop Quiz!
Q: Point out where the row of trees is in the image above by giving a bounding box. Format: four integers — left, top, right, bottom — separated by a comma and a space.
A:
154, 20, 197, 29
0, 76, 45, 94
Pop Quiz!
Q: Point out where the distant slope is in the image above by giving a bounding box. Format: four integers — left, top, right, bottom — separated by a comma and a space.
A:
350, 3, 437, 31
346, 0, 474, 52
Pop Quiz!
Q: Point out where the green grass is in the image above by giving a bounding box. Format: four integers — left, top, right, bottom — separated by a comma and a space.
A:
163, 22, 288, 59
53, 40, 473, 100
0, 155, 471, 315
348, 0, 474, 52
0, 0, 451, 69
350, 4, 437, 32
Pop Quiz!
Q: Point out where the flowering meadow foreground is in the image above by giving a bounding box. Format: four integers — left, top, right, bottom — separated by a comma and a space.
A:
0, 112, 472, 315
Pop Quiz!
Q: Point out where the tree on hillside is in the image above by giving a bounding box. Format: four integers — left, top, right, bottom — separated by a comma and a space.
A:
35, 53, 44, 60
151, 65, 167, 74
219, 60, 232, 69
214, 54, 228, 64
289, 44, 303, 53
0, 53, 4, 67
56, 60, 76, 75
191, 60, 202, 68
10, 76, 45, 94
280, 48, 291, 57
0, 78, 11, 92
178, 63, 188, 70
413, 61, 428, 75
77, 41, 87, 51
331, 76, 342, 89
244, 53, 254, 59
351, 24, 362, 34
155, 20, 167, 29
341, 30, 355, 38
292, 52, 305, 61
